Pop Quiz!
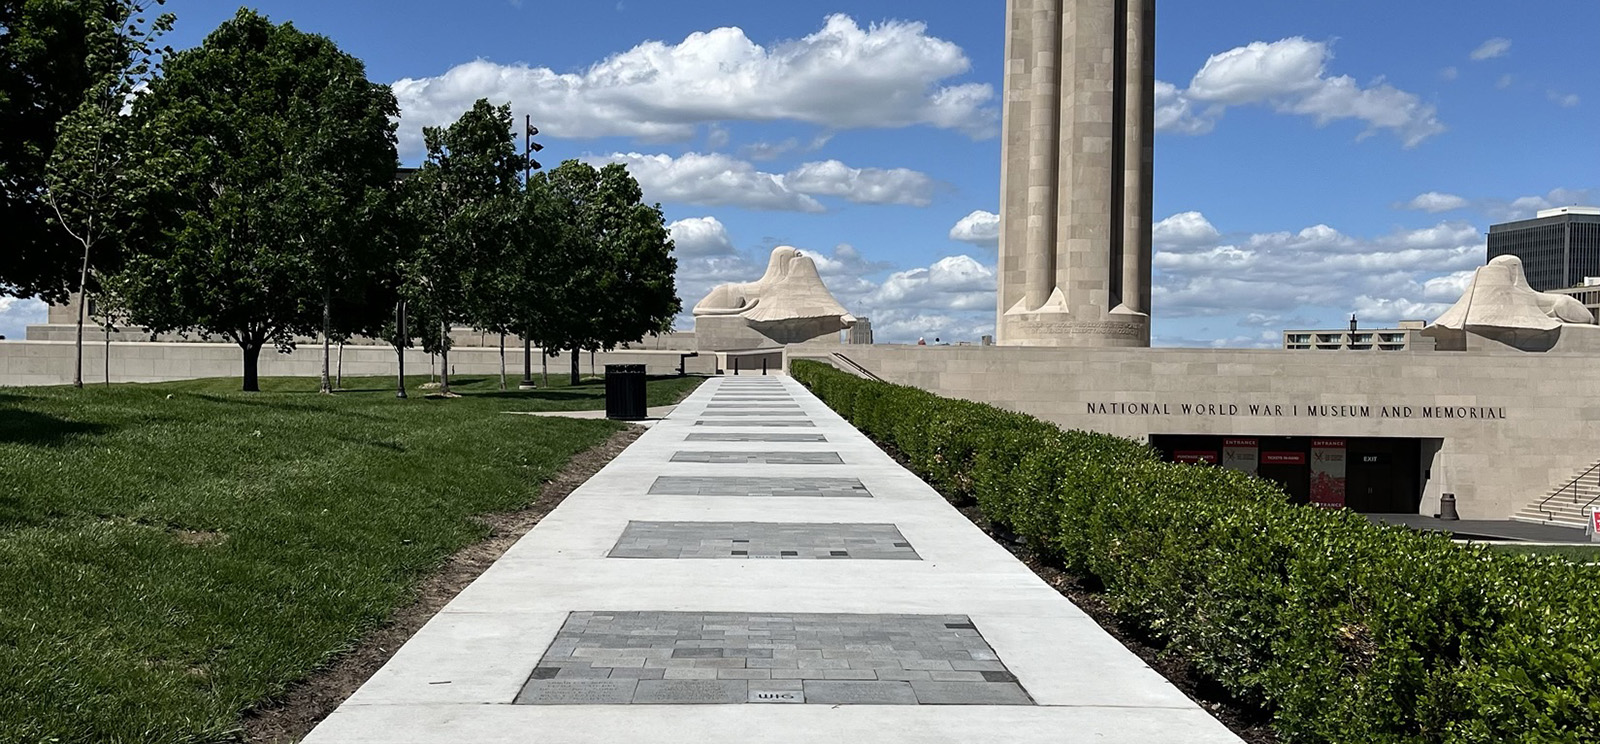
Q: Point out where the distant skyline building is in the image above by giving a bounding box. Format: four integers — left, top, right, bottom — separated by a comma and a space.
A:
1487, 206, 1600, 291
845, 317, 874, 345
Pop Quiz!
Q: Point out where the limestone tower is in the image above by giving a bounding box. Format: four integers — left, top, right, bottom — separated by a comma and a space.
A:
996, 0, 1154, 347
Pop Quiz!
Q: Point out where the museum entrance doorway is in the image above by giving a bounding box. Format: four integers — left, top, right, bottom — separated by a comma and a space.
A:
1148, 435, 1427, 513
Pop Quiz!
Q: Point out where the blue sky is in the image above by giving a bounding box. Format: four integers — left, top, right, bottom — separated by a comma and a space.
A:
5, 0, 1597, 345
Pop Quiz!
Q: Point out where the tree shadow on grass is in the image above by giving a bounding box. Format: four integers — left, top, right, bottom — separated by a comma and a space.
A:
465, 389, 603, 402
181, 394, 391, 424
0, 408, 108, 447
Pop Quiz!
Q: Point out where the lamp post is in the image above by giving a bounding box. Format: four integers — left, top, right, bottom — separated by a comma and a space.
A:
519, 115, 544, 390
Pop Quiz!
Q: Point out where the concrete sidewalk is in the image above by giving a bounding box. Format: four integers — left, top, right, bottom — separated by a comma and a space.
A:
304, 376, 1241, 743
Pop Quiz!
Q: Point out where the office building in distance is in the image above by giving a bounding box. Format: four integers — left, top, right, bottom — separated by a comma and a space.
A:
1487, 206, 1600, 291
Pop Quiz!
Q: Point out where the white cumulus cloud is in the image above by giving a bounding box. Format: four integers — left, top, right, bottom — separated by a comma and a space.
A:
1154, 212, 1485, 325
784, 160, 939, 207
1153, 211, 1222, 248
390, 15, 996, 157
1470, 38, 1512, 61
1548, 91, 1581, 108
597, 152, 824, 212
948, 210, 1000, 248
667, 216, 735, 257
1155, 37, 1444, 147
592, 152, 939, 212
0, 296, 47, 340
1401, 192, 1470, 213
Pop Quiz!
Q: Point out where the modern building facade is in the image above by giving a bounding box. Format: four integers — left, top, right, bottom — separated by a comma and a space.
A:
996, 0, 1155, 348
1487, 206, 1600, 291
1282, 321, 1428, 351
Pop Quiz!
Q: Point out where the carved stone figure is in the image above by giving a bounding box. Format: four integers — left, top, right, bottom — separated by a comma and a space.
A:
692, 247, 857, 350
1426, 255, 1600, 351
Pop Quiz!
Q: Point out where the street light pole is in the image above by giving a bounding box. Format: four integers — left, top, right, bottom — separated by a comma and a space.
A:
519, 115, 544, 390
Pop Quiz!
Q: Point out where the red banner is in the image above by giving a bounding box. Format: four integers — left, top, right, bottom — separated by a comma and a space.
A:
1260, 451, 1305, 465
1174, 451, 1218, 465
1310, 440, 1347, 509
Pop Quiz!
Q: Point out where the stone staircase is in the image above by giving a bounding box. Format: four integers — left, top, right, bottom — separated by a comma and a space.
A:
1512, 461, 1600, 529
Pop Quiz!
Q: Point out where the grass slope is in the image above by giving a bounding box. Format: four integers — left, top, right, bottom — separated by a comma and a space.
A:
0, 373, 700, 743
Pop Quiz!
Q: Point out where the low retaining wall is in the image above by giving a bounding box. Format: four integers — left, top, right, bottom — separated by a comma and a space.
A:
800, 344, 1600, 521
0, 339, 714, 387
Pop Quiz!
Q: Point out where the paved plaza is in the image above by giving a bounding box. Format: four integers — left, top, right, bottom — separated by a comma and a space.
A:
303, 376, 1242, 742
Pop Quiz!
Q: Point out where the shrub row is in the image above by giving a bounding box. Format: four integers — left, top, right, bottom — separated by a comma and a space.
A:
792, 360, 1600, 743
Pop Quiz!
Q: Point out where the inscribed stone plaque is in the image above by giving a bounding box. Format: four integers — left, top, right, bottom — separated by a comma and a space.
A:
749, 688, 805, 703
608, 521, 920, 560
686, 433, 827, 442
515, 611, 1030, 706
909, 681, 1035, 705
514, 679, 639, 705
802, 680, 919, 705
632, 679, 748, 704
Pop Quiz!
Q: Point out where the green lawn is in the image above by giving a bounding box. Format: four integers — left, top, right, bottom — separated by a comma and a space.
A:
1482, 542, 1600, 562
0, 373, 701, 743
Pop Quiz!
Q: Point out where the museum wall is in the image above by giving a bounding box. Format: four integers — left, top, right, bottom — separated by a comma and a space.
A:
824, 344, 1600, 520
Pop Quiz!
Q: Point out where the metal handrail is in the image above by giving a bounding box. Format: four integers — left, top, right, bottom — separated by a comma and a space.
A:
1539, 459, 1600, 519
830, 352, 884, 382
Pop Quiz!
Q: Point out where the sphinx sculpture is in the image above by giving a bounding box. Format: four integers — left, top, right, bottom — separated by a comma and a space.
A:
1425, 255, 1599, 351
693, 247, 858, 350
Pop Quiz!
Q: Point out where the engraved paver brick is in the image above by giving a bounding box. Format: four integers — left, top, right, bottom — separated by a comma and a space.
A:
691, 409, 808, 416
648, 477, 871, 498
516, 612, 1030, 706
803, 680, 919, 705
685, 433, 828, 443
670, 451, 843, 464
609, 522, 920, 560
693, 420, 816, 428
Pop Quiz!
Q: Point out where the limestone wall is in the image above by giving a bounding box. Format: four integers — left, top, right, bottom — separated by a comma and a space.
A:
0, 340, 714, 388
817, 344, 1600, 520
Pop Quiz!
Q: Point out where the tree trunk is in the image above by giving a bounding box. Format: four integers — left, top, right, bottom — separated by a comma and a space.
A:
570, 348, 580, 387
542, 353, 548, 388
439, 319, 451, 395
395, 300, 408, 399
73, 271, 89, 389
499, 333, 507, 391
319, 293, 332, 394
103, 321, 110, 387
241, 342, 263, 392
522, 334, 532, 387
337, 341, 344, 390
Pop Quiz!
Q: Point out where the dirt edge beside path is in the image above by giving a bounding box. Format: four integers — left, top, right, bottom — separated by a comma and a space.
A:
241, 426, 643, 744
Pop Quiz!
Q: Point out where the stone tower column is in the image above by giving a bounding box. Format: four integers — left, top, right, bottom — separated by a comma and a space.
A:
996, 0, 1154, 348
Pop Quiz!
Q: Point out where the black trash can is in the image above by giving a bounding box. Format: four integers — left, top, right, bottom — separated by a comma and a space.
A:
605, 364, 648, 420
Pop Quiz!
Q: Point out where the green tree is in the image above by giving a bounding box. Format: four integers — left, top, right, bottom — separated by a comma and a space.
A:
0, 0, 162, 299
401, 99, 521, 396
42, 0, 172, 388
109, 8, 399, 392
534, 160, 679, 385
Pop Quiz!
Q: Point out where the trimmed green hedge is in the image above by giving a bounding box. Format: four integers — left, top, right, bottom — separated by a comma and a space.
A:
792, 360, 1600, 743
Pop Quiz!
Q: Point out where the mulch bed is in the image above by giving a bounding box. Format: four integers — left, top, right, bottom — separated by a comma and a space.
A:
240, 426, 643, 744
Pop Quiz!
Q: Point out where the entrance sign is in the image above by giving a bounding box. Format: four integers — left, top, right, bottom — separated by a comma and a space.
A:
1222, 438, 1259, 474
1310, 439, 1347, 509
